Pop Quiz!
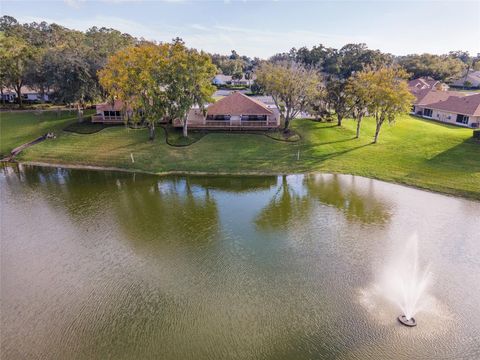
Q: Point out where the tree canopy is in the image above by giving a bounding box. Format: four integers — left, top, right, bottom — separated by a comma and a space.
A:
99, 41, 216, 139
256, 61, 322, 130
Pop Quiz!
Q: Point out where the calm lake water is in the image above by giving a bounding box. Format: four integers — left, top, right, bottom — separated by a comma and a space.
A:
1, 165, 479, 359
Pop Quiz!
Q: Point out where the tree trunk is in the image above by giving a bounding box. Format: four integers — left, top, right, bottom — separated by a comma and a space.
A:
373, 121, 382, 143
355, 116, 362, 138
284, 116, 290, 130
149, 122, 155, 141
183, 118, 188, 137
337, 114, 343, 126
77, 103, 83, 123
15, 85, 22, 108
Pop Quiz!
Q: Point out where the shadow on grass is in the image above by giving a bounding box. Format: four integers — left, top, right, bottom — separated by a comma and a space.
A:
315, 137, 358, 146
424, 138, 480, 173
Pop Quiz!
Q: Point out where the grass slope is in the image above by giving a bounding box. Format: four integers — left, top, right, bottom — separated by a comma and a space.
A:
1, 111, 478, 199
0, 110, 94, 156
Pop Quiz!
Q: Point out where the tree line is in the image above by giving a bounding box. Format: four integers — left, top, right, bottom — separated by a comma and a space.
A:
0, 15, 473, 143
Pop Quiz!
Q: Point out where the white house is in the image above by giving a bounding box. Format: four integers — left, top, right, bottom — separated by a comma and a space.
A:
212, 74, 232, 86
451, 70, 480, 88
411, 90, 480, 128
1, 86, 51, 103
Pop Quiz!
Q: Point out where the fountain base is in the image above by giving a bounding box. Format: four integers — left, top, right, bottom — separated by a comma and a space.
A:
398, 315, 416, 327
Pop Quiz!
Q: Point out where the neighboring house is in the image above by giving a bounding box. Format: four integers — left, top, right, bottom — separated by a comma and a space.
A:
408, 77, 449, 92
412, 90, 480, 128
1, 86, 51, 103
1, 89, 17, 103
451, 70, 480, 88
212, 74, 255, 86
92, 100, 128, 123
174, 92, 280, 130
212, 74, 232, 86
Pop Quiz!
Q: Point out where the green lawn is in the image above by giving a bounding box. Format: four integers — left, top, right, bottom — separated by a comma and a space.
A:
1, 111, 479, 199
0, 110, 94, 157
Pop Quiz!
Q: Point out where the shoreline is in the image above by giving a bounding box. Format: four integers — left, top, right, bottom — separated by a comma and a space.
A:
12, 160, 480, 202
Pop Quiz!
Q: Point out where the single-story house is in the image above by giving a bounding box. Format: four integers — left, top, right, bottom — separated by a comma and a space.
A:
452, 71, 480, 88
1, 86, 51, 103
174, 92, 280, 130
408, 77, 448, 92
212, 74, 232, 86
92, 100, 128, 123
411, 90, 480, 128
212, 74, 255, 86
451, 70, 480, 88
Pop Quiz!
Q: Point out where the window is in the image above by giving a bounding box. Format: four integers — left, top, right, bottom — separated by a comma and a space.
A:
206, 115, 230, 121
241, 115, 267, 121
104, 111, 121, 117
456, 114, 469, 124
423, 108, 433, 117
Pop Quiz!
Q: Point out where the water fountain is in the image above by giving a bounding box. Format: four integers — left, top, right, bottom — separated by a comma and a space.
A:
380, 234, 432, 327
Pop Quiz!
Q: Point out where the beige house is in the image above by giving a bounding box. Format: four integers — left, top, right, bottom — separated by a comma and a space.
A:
412, 90, 480, 128
174, 92, 280, 130
92, 100, 126, 123
451, 70, 480, 88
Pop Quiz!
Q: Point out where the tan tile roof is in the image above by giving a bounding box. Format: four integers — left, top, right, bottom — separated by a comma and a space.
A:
96, 100, 128, 112
207, 92, 273, 116
417, 90, 480, 116
408, 77, 439, 90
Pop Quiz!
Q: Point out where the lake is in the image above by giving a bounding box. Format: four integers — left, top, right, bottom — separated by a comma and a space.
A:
1, 165, 479, 359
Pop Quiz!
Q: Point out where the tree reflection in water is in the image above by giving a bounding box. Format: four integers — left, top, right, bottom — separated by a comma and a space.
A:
255, 173, 391, 231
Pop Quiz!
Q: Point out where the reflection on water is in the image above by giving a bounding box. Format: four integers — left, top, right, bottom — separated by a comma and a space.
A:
1, 164, 480, 360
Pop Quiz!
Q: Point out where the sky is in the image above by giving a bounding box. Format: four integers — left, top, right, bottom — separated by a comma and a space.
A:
2, 0, 480, 59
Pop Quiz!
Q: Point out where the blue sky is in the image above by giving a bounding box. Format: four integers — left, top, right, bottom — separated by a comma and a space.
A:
2, 0, 480, 58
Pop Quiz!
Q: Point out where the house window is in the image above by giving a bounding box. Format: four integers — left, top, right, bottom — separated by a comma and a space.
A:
206, 115, 231, 121
104, 111, 121, 117
456, 114, 469, 124
423, 108, 433, 117
241, 115, 267, 121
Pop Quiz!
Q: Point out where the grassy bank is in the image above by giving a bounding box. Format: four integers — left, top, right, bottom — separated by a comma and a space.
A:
1, 111, 479, 199
0, 110, 94, 157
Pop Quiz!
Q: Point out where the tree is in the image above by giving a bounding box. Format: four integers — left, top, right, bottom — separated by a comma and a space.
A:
325, 77, 351, 126
0, 35, 35, 107
164, 40, 216, 137
256, 62, 321, 130
357, 67, 414, 143
397, 54, 466, 81
345, 72, 370, 138
99, 43, 168, 140
46, 45, 99, 121
99, 41, 216, 140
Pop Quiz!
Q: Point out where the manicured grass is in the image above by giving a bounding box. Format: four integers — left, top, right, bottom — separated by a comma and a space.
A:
1, 111, 479, 199
63, 120, 111, 134
0, 110, 94, 157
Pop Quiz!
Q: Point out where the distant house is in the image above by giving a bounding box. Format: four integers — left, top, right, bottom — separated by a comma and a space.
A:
212, 74, 255, 86
408, 77, 449, 92
212, 74, 232, 86
412, 90, 480, 128
92, 100, 128, 123
174, 92, 280, 130
1, 86, 51, 103
451, 70, 480, 88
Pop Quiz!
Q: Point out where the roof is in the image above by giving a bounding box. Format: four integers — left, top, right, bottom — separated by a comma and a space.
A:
451, 70, 480, 87
3, 86, 53, 95
96, 100, 129, 112
416, 90, 480, 116
207, 92, 273, 116
213, 74, 232, 82
408, 77, 439, 90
